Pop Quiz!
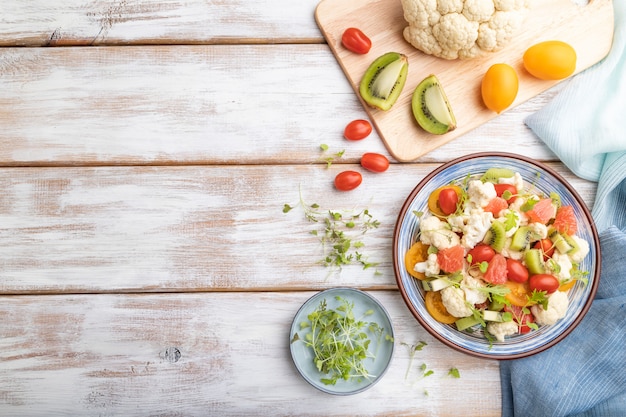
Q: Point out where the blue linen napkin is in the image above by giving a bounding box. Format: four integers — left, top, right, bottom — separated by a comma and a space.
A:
500, 1, 626, 416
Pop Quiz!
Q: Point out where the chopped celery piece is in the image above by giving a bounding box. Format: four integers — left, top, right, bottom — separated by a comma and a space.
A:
422, 278, 453, 292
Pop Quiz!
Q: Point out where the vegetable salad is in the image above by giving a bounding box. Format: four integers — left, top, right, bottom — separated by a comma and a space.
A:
405, 168, 590, 342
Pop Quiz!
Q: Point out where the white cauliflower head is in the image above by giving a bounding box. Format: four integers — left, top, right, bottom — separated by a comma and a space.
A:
400, 0, 530, 60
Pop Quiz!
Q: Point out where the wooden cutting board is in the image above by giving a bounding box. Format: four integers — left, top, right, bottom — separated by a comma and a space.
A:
315, 0, 614, 162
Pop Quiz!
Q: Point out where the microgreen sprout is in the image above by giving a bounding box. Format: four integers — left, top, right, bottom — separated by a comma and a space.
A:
292, 296, 391, 386
401, 341, 428, 380
283, 189, 381, 275
448, 368, 461, 378
419, 363, 434, 378
318, 144, 345, 168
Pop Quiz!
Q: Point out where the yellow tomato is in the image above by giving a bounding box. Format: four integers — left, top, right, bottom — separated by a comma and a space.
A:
427, 185, 463, 217
481, 63, 519, 114
559, 279, 576, 292
504, 280, 533, 307
405, 241, 430, 280
424, 291, 457, 324
523, 41, 576, 80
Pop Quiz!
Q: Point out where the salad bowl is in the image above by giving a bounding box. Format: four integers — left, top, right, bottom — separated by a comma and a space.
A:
392, 153, 601, 359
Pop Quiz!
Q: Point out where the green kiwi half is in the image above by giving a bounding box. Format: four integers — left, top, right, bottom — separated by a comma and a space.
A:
359, 52, 408, 111
411, 74, 456, 135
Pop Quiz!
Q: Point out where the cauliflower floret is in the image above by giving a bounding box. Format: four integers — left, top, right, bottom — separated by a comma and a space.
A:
441, 286, 473, 317
477, 9, 527, 52
487, 320, 518, 342
414, 253, 441, 277
467, 180, 497, 209
419, 215, 461, 249
550, 252, 573, 281
401, 0, 530, 60
531, 291, 569, 326
432, 13, 480, 60
528, 222, 548, 240
570, 235, 590, 263
447, 213, 468, 233
461, 273, 489, 305
464, 0, 495, 22
461, 209, 493, 249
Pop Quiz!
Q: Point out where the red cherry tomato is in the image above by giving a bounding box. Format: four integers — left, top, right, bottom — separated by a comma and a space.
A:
341, 28, 372, 54
506, 258, 529, 283
529, 274, 560, 294
438, 188, 459, 215
334, 170, 362, 191
360, 152, 389, 173
533, 238, 555, 261
494, 183, 518, 204
344, 119, 372, 141
505, 305, 535, 334
467, 244, 495, 264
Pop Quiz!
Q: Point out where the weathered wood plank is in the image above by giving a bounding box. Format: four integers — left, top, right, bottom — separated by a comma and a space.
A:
0, 45, 562, 167
0, 291, 501, 416
0, 163, 596, 294
0, 0, 323, 46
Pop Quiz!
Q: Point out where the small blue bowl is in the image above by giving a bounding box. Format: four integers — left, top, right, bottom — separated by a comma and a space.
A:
289, 288, 395, 394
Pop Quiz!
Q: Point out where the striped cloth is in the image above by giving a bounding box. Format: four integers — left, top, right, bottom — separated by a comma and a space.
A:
524, 1, 626, 234
500, 1, 626, 416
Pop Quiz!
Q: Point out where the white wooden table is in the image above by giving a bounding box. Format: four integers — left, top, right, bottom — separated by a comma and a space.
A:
0, 2, 597, 416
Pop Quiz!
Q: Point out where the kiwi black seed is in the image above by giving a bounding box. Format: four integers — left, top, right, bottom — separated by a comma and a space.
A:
359, 52, 408, 111
411, 74, 456, 135
480, 168, 515, 183
483, 220, 506, 252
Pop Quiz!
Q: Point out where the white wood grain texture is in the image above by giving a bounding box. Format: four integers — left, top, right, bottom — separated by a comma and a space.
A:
0, 0, 323, 46
0, 163, 595, 294
0, 45, 563, 166
0, 291, 501, 416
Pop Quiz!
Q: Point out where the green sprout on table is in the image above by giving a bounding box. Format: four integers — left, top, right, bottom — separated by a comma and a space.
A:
283, 189, 381, 275
318, 144, 345, 168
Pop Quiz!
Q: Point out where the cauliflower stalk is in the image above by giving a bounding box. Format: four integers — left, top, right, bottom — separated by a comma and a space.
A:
400, 0, 530, 60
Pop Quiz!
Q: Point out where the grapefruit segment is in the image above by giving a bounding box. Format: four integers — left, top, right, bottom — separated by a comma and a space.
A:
483, 253, 507, 284
484, 197, 509, 216
525, 198, 556, 224
437, 245, 465, 273
553, 205, 578, 235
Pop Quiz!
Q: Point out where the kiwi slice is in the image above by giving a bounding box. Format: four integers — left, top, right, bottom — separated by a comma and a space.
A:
548, 227, 579, 254
562, 233, 580, 255
483, 220, 506, 252
480, 168, 515, 183
359, 52, 408, 111
411, 74, 456, 134
510, 226, 531, 251
524, 248, 545, 275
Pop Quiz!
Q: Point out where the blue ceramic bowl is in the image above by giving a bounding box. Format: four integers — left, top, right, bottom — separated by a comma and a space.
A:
289, 288, 395, 394
393, 153, 601, 359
